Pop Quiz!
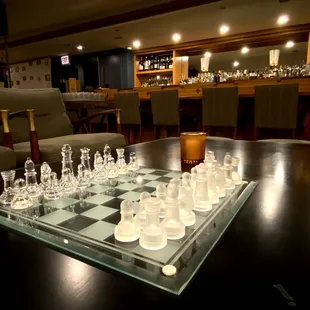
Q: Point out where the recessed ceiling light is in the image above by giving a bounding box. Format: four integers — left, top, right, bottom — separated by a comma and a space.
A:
132, 40, 141, 49
127, 46, 132, 50
204, 51, 212, 57
241, 46, 249, 54
233, 61, 239, 67
76, 45, 83, 51
277, 15, 289, 25
286, 40, 295, 48
219, 24, 230, 35
172, 33, 181, 42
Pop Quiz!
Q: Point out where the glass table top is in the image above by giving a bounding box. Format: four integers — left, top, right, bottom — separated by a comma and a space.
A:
0, 167, 257, 294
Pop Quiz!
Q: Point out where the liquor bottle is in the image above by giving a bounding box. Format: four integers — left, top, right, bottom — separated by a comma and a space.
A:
169, 56, 173, 69
150, 55, 154, 71
144, 56, 149, 71
160, 56, 165, 70
138, 56, 144, 71
154, 56, 158, 70
165, 57, 169, 69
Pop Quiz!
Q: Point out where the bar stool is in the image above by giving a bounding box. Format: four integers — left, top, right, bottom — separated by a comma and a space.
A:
254, 84, 298, 140
202, 87, 239, 139
150, 89, 180, 139
114, 92, 141, 144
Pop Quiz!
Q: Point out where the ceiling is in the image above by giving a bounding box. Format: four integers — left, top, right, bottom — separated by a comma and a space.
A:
2, 0, 310, 63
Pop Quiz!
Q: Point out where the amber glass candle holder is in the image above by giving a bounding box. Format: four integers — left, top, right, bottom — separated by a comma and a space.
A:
180, 132, 206, 165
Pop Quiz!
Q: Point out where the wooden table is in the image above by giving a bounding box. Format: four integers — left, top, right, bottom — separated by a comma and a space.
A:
1, 138, 310, 309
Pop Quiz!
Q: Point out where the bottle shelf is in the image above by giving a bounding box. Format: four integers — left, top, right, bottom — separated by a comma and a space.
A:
136, 68, 173, 75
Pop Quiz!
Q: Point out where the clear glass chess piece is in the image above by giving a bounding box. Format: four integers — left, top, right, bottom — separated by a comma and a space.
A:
44, 172, 63, 200
139, 197, 167, 250
77, 164, 91, 191
40, 162, 52, 190
61, 167, 77, 195
24, 157, 43, 199
156, 183, 166, 218
193, 167, 212, 212
0, 170, 16, 205
135, 192, 151, 229
61, 144, 74, 172
160, 183, 185, 240
114, 200, 140, 242
232, 156, 242, 185
128, 152, 139, 172
224, 152, 233, 166
80, 147, 92, 180
107, 155, 119, 179
179, 172, 196, 226
93, 151, 107, 185
103, 144, 111, 166
11, 178, 33, 210
116, 148, 128, 175
215, 164, 226, 198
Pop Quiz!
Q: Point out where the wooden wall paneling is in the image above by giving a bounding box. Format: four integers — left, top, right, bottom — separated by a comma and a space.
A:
133, 55, 141, 88
307, 32, 310, 64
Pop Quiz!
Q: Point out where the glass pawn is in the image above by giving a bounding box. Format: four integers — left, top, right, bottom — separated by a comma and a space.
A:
0, 170, 16, 205
139, 197, 167, 250
103, 144, 111, 166
116, 148, 128, 175
44, 172, 62, 201
93, 151, 107, 185
61, 144, 74, 173
11, 179, 33, 210
160, 183, 185, 240
61, 167, 77, 195
215, 164, 226, 198
223, 152, 235, 190
24, 157, 42, 199
135, 192, 151, 229
179, 172, 196, 226
193, 167, 212, 212
40, 162, 52, 190
77, 164, 91, 190
80, 147, 92, 180
206, 167, 219, 204
114, 200, 140, 242
107, 155, 119, 179
156, 183, 166, 218
190, 166, 197, 191
128, 152, 139, 172
232, 156, 242, 185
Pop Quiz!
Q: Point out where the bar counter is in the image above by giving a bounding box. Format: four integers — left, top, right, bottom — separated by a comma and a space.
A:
97, 77, 310, 101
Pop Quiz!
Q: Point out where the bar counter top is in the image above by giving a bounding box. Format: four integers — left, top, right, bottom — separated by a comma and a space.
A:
97, 76, 310, 101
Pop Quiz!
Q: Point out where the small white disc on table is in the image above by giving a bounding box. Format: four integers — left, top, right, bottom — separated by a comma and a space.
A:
162, 265, 177, 276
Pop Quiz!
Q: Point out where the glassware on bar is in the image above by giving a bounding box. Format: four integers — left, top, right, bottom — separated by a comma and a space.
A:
180, 132, 206, 165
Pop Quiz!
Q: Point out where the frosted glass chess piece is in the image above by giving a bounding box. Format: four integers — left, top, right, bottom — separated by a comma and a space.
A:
103, 144, 111, 166
80, 147, 92, 180
139, 197, 167, 250
128, 152, 139, 172
170, 177, 181, 188
61, 167, 77, 195
204, 151, 215, 167
11, 179, 33, 210
231, 156, 242, 185
24, 157, 42, 199
114, 200, 140, 242
116, 148, 128, 175
160, 183, 185, 240
40, 162, 52, 190
215, 163, 226, 198
190, 166, 198, 191
0, 170, 16, 205
223, 152, 235, 190
179, 172, 196, 226
206, 167, 219, 204
156, 183, 166, 218
77, 164, 91, 190
93, 151, 107, 184
44, 172, 62, 200
193, 167, 212, 212
135, 192, 151, 229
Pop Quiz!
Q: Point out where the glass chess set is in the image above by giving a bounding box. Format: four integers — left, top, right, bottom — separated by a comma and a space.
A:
0, 144, 257, 294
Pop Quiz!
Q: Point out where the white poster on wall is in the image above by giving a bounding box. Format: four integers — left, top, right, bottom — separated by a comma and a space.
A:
10, 57, 52, 89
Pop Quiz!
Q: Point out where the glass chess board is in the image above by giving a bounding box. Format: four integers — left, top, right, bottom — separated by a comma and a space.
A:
0, 167, 257, 294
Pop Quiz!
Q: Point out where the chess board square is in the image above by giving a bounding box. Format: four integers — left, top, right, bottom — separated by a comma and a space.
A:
38, 210, 77, 225
116, 183, 139, 191
64, 202, 96, 214
80, 221, 115, 241
103, 212, 121, 225
132, 186, 156, 194
144, 180, 168, 188
81, 205, 118, 220
165, 172, 183, 178
102, 197, 124, 209
156, 176, 173, 183
86, 185, 108, 194
139, 168, 156, 174
118, 191, 141, 202
133, 242, 181, 264
59, 215, 97, 231
22, 205, 56, 218
116, 175, 132, 182
84, 194, 114, 205
149, 170, 170, 176
141, 174, 161, 181
103, 234, 139, 250
103, 188, 127, 197
45, 197, 80, 209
